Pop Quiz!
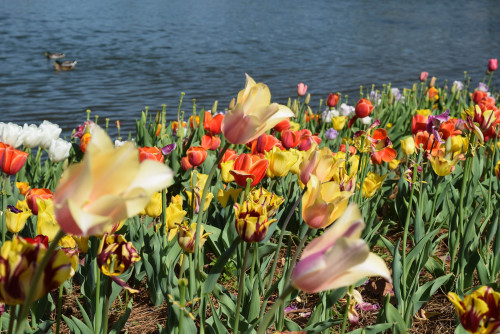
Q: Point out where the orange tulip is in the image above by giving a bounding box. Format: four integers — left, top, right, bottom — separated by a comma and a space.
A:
186, 146, 208, 167
218, 148, 238, 168
370, 129, 397, 164
230, 153, 269, 187
201, 134, 221, 150
138, 147, 164, 163
355, 99, 374, 118
250, 134, 281, 154
0, 143, 28, 175
25, 188, 53, 215
79, 133, 91, 153
190, 115, 200, 129
203, 111, 224, 135
411, 114, 428, 134
274, 119, 291, 132
472, 90, 488, 104
180, 157, 193, 171
414, 131, 441, 154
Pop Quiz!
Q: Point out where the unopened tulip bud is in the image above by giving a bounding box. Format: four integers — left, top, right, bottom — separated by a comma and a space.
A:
211, 100, 218, 114
429, 76, 436, 88
419, 72, 428, 82
304, 93, 311, 105
488, 58, 498, 73
297, 82, 308, 97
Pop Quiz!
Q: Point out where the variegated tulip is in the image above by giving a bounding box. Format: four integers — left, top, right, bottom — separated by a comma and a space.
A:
177, 221, 212, 253
221, 74, 295, 145
53, 126, 173, 237
247, 188, 284, 217
0, 236, 78, 305
302, 175, 353, 229
291, 204, 391, 293
234, 200, 277, 243
97, 234, 141, 293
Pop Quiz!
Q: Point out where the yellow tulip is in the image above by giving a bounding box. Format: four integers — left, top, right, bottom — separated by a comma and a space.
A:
388, 159, 400, 170
72, 236, 90, 253
289, 121, 301, 131
36, 198, 60, 241
247, 188, 284, 217
428, 151, 465, 176
302, 175, 353, 229
400, 136, 415, 156
416, 109, 432, 116
59, 235, 77, 249
332, 116, 347, 131
5, 200, 31, 233
220, 160, 236, 183
447, 135, 467, 154
265, 146, 299, 178
221, 74, 295, 145
362, 173, 386, 198
495, 161, 500, 180
177, 221, 212, 253
217, 187, 242, 208
288, 149, 304, 176
53, 126, 174, 237
143, 192, 163, 218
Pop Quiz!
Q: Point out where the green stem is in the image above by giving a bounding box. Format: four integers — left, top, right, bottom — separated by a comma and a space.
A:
233, 244, 250, 334
178, 278, 188, 334
340, 286, 353, 334
257, 284, 295, 334
15, 229, 65, 334
102, 276, 111, 334
8, 305, 17, 334
55, 284, 64, 333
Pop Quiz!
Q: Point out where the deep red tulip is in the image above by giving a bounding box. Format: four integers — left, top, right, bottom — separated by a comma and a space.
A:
280, 130, 301, 149
327, 93, 339, 108
488, 58, 498, 72
274, 119, 291, 132
355, 99, 374, 118
251, 134, 281, 154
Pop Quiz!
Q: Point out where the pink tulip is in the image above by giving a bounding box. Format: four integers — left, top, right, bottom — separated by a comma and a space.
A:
419, 72, 428, 82
291, 204, 391, 293
297, 82, 308, 96
488, 58, 498, 72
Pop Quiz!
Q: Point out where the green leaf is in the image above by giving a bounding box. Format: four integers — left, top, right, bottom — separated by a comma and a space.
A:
392, 240, 403, 310
75, 297, 94, 330
207, 298, 229, 334
202, 238, 240, 295
109, 299, 133, 334
347, 323, 393, 334
302, 318, 342, 332
376, 295, 408, 334
411, 274, 452, 313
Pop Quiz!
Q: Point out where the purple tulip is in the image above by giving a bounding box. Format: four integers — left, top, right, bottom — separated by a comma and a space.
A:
325, 128, 338, 140
161, 143, 177, 155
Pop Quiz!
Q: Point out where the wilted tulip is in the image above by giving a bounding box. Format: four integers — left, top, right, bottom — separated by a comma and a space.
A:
0, 143, 28, 175
0, 236, 78, 305
97, 234, 141, 293
53, 126, 173, 237
297, 82, 308, 97
48, 138, 72, 162
291, 204, 391, 293
25, 188, 53, 215
221, 74, 294, 145
177, 221, 212, 253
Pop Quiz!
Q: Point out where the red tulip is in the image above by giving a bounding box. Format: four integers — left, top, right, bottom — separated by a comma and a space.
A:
138, 147, 164, 163
488, 58, 498, 72
281, 130, 301, 149
327, 93, 339, 108
355, 99, 374, 118
201, 134, 221, 150
472, 90, 488, 104
203, 111, 224, 135
25, 188, 53, 215
297, 83, 308, 97
274, 119, 291, 132
251, 134, 281, 154
419, 72, 428, 82
0, 143, 28, 175
180, 157, 193, 171
339, 144, 357, 155
370, 129, 397, 165
230, 153, 269, 188
411, 114, 428, 134
186, 147, 207, 167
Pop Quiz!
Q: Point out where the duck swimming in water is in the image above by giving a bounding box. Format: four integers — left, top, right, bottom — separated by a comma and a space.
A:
54, 60, 77, 71
45, 52, 65, 60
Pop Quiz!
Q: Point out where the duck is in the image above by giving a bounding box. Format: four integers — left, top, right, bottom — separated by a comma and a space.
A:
45, 52, 65, 60
54, 60, 77, 71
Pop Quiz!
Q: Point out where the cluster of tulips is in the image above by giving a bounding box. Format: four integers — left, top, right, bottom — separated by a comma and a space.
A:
0, 63, 498, 334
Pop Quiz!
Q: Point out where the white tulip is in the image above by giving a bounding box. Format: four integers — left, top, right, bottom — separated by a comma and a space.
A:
20, 124, 44, 148
38, 121, 62, 149
48, 138, 72, 162
360, 116, 373, 125
1, 122, 24, 148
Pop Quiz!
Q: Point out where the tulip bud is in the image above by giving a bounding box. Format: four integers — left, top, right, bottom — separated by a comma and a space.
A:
297, 82, 308, 97
400, 137, 415, 156
211, 100, 218, 114
304, 93, 311, 105
327, 93, 339, 108
488, 58, 498, 73
419, 72, 428, 82
429, 76, 436, 88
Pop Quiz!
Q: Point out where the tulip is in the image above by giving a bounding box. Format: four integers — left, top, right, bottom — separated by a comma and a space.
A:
419, 71, 428, 82
297, 83, 308, 97
16, 182, 30, 195
414, 131, 441, 154
427, 87, 439, 101
448, 286, 500, 334
5, 202, 31, 233
48, 138, 72, 162
217, 187, 243, 208
299, 146, 340, 185
52, 126, 173, 237
388, 159, 400, 170
190, 115, 200, 129
201, 134, 221, 151
221, 74, 294, 145
355, 99, 374, 119
180, 156, 193, 171
203, 111, 224, 135
230, 153, 269, 188
177, 221, 212, 253
251, 134, 281, 154
234, 200, 277, 243
37, 121, 62, 149
247, 187, 284, 217
273, 119, 291, 132
326, 93, 339, 108
264, 146, 299, 178
101, 219, 126, 236
186, 172, 213, 213
0, 123, 23, 148
495, 161, 500, 181
59, 235, 77, 249
0, 236, 78, 305
332, 116, 347, 131
161, 143, 176, 155
488, 58, 498, 73
138, 146, 164, 163
428, 150, 465, 176
370, 129, 397, 165
79, 133, 91, 153
362, 172, 385, 198
20, 124, 43, 148
291, 204, 391, 293
142, 192, 163, 217
97, 234, 141, 293
163, 200, 187, 240
325, 128, 338, 140
302, 175, 353, 229
220, 160, 236, 183
36, 198, 59, 241
25, 188, 53, 215
186, 146, 208, 167
281, 130, 301, 149
0, 143, 28, 175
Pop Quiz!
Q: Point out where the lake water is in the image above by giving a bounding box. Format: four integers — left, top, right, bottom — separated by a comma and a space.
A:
1, 0, 500, 137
